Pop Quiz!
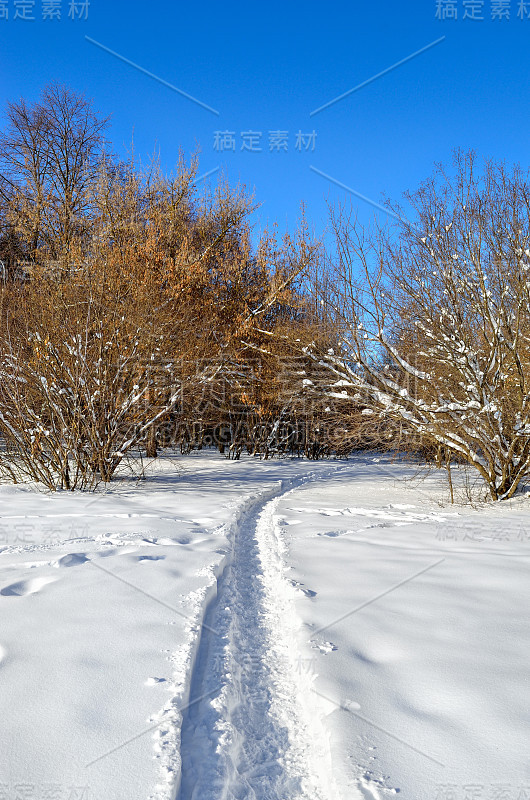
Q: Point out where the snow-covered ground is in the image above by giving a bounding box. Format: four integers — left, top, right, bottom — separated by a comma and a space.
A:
0, 453, 528, 800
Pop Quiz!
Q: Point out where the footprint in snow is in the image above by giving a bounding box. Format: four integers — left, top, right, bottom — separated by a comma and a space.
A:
0, 576, 57, 597
96, 547, 138, 558
358, 773, 400, 798
53, 553, 89, 568
311, 640, 337, 654
290, 580, 317, 598
357, 776, 383, 799
143, 536, 190, 546
137, 555, 166, 563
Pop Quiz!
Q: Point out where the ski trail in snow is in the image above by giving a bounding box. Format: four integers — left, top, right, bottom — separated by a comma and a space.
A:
172, 473, 346, 800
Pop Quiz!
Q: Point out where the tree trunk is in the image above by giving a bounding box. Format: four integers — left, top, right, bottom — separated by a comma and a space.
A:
146, 425, 157, 458
445, 449, 454, 504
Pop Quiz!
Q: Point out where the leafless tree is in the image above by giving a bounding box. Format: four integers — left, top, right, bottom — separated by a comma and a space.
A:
0, 83, 109, 268
310, 152, 530, 500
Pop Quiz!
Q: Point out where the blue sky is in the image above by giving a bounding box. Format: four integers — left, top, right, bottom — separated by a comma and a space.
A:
1, 0, 530, 240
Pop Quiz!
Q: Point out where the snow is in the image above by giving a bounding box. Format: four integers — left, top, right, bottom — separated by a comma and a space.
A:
276, 457, 529, 799
0, 453, 528, 800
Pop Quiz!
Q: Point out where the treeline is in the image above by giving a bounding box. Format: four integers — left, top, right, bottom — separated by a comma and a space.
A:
2, 84, 530, 501
0, 84, 362, 489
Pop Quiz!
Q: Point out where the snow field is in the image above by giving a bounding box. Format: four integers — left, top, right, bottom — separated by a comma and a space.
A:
0, 453, 528, 800
276, 457, 530, 798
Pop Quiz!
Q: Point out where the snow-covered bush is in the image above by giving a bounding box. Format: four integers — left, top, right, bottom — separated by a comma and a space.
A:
0, 319, 180, 490
311, 152, 530, 500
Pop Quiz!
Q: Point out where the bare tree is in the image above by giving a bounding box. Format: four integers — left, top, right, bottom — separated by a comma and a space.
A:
0, 83, 109, 268
310, 152, 530, 500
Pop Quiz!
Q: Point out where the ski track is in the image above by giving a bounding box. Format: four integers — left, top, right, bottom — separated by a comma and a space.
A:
165, 471, 347, 800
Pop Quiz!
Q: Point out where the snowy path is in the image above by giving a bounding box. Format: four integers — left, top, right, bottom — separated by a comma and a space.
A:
175, 477, 343, 800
